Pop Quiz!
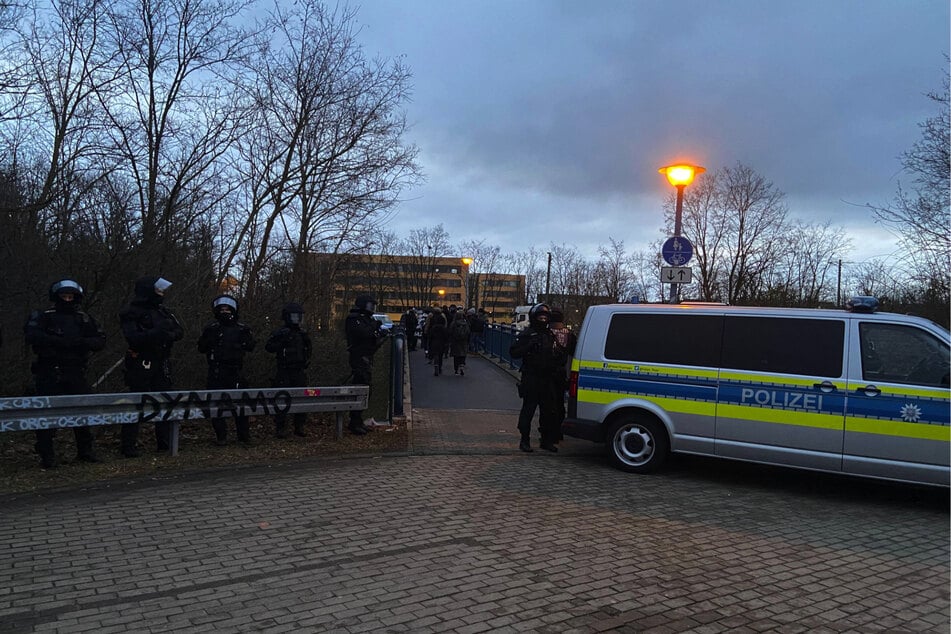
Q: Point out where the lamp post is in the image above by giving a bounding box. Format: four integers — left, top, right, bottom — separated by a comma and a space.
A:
658, 163, 705, 303
461, 257, 473, 307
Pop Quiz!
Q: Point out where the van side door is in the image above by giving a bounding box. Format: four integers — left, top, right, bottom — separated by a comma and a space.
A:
844, 320, 950, 485
715, 316, 848, 472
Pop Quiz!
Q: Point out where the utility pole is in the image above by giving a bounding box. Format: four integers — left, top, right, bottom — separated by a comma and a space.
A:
545, 251, 552, 304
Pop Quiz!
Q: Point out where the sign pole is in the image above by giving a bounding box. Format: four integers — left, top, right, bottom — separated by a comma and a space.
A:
669, 184, 685, 304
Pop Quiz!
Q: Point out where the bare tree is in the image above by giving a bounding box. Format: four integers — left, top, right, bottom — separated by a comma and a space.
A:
233, 0, 419, 300
674, 170, 726, 301
459, 239, 502, 308
397, 224, 451, 309
867, 69, 949, 310
595, 237, 632, 302
503, 247, 544, 304
98, 0, 251, 272
0, 0, 121, 215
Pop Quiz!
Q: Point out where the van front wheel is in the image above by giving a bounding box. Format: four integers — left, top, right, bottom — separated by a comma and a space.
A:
607, 417, 669, 473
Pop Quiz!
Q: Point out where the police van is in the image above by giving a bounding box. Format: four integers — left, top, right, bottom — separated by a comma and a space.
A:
562, 298, 950, 486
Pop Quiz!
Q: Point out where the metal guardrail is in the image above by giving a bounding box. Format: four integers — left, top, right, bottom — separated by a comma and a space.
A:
484, 323, 521, 370
389, 331, 406, 419
0, 386, 369, 456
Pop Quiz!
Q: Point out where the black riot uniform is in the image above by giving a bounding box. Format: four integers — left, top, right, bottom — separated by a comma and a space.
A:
198, 295, 255, 445
118, 276, 184, 456
266, 302, 312, 438
509, 303, 566, 453
24, 279, 106, 468
344, 295, 386, 435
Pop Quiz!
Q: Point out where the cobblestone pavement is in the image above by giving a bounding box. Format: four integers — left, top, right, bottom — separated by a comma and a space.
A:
0, 355, 948, 633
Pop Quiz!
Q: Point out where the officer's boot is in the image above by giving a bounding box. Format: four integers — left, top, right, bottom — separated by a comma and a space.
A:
348, 415, 368, 436
519, 435, 533, 453
75, 428, 101, 463
121, 423, 141, 457
35, 430, 58, 468
236, 418, 252, 445
212, 418, 228, 446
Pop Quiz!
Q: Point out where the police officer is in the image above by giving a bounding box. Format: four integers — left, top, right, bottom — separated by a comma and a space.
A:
118, 276, 184, 456
198, 295, 255, 446
509, 303, 565, 453
24, 279, 106, 468
266, 302, 312, 438
549, 307, 577, 442
344, 295, 386, 435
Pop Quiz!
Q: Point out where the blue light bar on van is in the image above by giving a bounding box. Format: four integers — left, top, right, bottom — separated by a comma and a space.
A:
845, 296, 880, 313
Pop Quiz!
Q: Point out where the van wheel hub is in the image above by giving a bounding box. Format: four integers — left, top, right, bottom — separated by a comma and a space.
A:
614, 425, 654, 466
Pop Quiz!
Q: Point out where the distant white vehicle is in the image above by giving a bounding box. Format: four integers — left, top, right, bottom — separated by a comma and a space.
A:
372, 314, 394, 330
512, 305, 533, 331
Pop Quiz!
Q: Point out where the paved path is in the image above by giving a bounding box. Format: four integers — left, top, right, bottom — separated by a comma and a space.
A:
0, 352, 948, 633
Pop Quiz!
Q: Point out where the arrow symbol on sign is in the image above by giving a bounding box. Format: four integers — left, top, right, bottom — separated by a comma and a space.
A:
678, 270, 688, 281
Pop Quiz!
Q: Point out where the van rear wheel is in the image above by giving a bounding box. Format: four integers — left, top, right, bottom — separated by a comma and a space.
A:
607, 416, 669, 473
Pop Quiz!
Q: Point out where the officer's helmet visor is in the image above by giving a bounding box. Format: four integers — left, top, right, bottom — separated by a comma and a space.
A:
213, 296, 238, 311
288, 312, 303, 324
154, 277, 173, 296
51, 279, 83, 297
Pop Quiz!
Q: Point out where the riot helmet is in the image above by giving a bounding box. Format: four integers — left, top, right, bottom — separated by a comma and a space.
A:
529, 303, 551, 326
134, 276, 172, 305
49, 279, 83, 310
212, 295, 238, 322
282, 302, 304, 327
354, 294, 376, 314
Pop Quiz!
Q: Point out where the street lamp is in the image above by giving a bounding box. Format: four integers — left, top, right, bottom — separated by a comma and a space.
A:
658, 163, 705, 303
461, 258, 473, 307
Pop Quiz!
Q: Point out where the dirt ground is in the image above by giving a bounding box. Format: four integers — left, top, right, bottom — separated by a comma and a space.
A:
0, 413, 409, 495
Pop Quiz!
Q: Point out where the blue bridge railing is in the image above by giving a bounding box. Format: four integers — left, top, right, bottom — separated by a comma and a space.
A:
483, 323, 522, 371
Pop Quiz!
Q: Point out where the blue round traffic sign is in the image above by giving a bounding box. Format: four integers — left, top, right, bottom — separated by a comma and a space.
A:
662, 236, 693, 266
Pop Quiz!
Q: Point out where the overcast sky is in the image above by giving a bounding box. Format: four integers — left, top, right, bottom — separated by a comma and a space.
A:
350, 0, 949, 264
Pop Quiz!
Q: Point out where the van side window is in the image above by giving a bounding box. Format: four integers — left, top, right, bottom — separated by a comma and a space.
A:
859, 323, 950, 387
721, 317, 844, 377
605, 314, 722, 366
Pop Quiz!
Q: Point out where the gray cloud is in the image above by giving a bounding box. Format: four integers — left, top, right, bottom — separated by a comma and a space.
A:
355, 0, 949, 260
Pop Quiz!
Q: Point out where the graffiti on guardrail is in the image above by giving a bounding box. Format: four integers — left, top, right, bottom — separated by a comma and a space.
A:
138, 389, 293, 422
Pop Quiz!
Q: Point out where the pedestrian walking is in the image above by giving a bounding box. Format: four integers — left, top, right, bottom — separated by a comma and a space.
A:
24, 279, 106, 468
401, 308, 419, 351
466, 308, 485, 353
345, 295, 387, 434
266, 302, 312, 438
198, 295, 256, 446
449, 311, 470, 375
509, 303, 565, 453
427, 312, 449, 376
118, 276, 184, 456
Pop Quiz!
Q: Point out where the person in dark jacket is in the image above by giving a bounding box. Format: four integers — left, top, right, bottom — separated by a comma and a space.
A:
426, 312, 449, 376
465, 308, 481, 352
449, 311, 470, 375
344, 295, 387, 434
509, 303, 565, 453
266, 302, 312, 438
119, 276, 184, 456
198, 295, 256, 445
24, 279, 106, 468
548, 307, 577, 442
400, 309, 419, 351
